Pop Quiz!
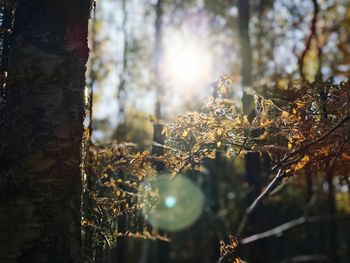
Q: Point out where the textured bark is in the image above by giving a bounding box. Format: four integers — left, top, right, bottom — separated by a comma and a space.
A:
0, 0, 15, 125
0, 1, 91, 262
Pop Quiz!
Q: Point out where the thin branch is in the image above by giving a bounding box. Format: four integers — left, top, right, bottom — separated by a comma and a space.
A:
329, 138, 348, 170
272, 116, 350, 172
221, 210, 335, 262
236, 169, 285, 238
280, 254, 331, 263
240, 214, 350, 244
298, 0, 319, 79
235, 116, 349, 239
241, 217, 305, 244
151, 142, 179, 152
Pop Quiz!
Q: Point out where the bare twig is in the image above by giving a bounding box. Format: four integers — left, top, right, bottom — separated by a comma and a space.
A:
329, 138, 348, 170
280, 254, 331, 263
236, 169, 285, 238
241, 217, 305, 244
240, 214, 350, 244
234, 116, 349, 239
298, 0, 319, 79
152, 142, 179, 152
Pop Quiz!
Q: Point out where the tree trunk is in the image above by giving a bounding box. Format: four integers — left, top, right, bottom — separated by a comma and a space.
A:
326, 169, 338, 262
0, 0, 15, 126
151, 0, 165, 164
0, 1, 91, 262
237, 0, 262, 214
237, 2, 269, 262
151, 2, 170, 262
238, 0, 254, 115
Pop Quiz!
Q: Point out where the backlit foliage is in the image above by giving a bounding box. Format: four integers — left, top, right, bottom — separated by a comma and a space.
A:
82, 143, 168, 251
220, 235, 245, 263
162, 77, 350, 181
84, 77, 350, 261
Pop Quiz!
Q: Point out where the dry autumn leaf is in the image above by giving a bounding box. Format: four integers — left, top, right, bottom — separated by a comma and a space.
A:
294, 155, 310, 171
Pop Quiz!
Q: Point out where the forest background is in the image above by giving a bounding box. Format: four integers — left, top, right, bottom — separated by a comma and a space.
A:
1, 0, 350, 262
83, 0, 350, 262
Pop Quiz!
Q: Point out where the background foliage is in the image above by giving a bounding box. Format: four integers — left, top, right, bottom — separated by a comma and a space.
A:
82, 0, 350, 262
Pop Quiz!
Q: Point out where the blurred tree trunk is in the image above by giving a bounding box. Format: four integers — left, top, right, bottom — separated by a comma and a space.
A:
151, 1, 170, 262
0, 1, 91, 262
326, 168, 338, 262
238, 0, 254, 115
151, 0, 165, 164
117, 0, 128, 123
115, 2, 128, 262
237, 2, 266, 262
238, 0, 263, 213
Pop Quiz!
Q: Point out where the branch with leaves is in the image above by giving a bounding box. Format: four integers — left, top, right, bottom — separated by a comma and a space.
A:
84, 77, 350, 262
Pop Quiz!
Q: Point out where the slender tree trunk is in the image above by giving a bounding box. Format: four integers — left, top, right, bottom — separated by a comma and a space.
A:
306, 169, 313, 202
115, 2, 129, 260
326, 169, 338, 262
151, 0, 165, 165
237, 0, 262, 215
237, 2, 266, 262
0, 1, 91, 262
238, 0, 254, 115
150, 2, 170, 262
117, 0, 128, 123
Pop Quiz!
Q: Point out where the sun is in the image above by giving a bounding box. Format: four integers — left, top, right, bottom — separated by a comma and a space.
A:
162, 31, 213, 91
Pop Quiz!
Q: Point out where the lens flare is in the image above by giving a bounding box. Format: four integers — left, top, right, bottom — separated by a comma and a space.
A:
165, 196, 177, 208
139, 174, 204, 232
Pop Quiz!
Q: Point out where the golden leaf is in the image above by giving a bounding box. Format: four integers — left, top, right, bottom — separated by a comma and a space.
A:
281, 111, 289, 118
341, 153, 350, 162
259, 117, 273, 128
242, 115, 250, 126
233, 116, 242, 128
217, 128, 224, 136
295, 100, 305, 109
294, 155, 310, 171
182, 129, 189, 137
161, 127, 169, 136
256, 130, 269, 140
